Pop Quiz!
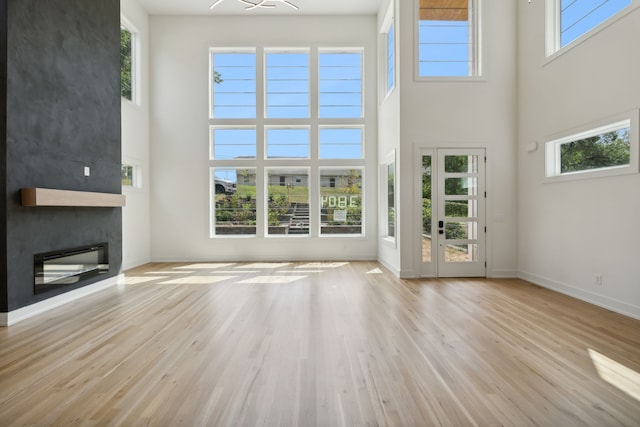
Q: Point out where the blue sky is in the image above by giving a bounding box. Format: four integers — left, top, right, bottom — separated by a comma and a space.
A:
212, 50, 363, 182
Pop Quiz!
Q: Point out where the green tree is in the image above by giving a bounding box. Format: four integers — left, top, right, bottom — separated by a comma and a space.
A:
561, 129, 630, 173
120, 27, 132, 100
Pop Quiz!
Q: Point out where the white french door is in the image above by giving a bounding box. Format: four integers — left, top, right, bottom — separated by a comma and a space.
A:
417, 148, 486, 277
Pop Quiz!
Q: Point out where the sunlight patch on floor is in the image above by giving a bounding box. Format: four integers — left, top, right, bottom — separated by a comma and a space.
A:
120, 276, 169, 285
589, 348, 640, 401
144, 271, 196, 275
238, 275, 307, 284
159, 276, 238, 285
295, 262, 349, 269
236, 263, 292, 269
366, 268, 383, 274
175, 263, 236, 270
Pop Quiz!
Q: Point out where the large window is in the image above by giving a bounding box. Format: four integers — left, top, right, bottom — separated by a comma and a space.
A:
417, 0, 480, 78
545, 112, 639, 181
209, 47, 365, 237
547, 0, 634, 55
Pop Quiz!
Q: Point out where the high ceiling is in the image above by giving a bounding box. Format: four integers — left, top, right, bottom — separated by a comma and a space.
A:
135, 0, 383, 16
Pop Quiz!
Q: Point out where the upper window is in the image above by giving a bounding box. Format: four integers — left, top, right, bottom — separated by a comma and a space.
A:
120, 23, 136, 102
545, 111, 639, 181
417, 0, 480, 78
387, 23, 395, 93
547, 0, 633, 55
319, 50, 363, 118
211, 50, 256, 118
266, 50, 310, 118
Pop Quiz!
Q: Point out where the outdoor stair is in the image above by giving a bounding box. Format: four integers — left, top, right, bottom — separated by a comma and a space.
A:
288, 202, 310, 234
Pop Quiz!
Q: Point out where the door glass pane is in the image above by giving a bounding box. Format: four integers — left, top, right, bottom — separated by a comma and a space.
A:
445, 244, 478, 263
444, 177, 477, 196
445, 200, 477, 218
445, 221, 478, 240
422, 155, 432, 262
445, 155, 478, 173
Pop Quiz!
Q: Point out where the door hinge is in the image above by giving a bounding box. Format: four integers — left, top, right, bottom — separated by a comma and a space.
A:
484, 191, 487, 198
484, 156, 487, 163
484, 226, 487, 233
485, 261, 487, 268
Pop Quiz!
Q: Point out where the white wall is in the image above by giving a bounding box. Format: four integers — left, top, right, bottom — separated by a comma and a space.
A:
148, 15, 378, 262
518, 2, 640, 319
396, 0, 519, 277
377, 0, 402, 275
121, 0, 151, 270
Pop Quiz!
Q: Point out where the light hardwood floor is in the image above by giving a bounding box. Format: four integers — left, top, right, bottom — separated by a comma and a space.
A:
1, 261, 639, 426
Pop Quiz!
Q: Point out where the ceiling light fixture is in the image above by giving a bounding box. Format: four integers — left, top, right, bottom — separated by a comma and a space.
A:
210, 0, 299, 11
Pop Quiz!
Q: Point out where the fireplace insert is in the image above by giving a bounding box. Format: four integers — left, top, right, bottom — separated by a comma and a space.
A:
34, 243, 109, 294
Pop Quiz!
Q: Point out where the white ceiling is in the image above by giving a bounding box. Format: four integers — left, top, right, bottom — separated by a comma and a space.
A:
135, 0, 383, 16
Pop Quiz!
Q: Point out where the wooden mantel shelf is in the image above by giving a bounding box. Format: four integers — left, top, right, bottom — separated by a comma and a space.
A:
21, 188, 126, 207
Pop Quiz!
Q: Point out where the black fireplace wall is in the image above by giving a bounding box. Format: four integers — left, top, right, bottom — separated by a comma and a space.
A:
0, 0, 122, 312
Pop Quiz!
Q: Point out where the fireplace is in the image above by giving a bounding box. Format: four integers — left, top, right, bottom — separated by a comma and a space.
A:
34, 243, 109, 294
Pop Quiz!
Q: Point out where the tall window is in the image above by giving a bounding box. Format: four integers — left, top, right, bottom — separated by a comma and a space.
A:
548, 0, 633, 55
387, 23, 395, 93
209, 47, 365, 238
417, 0, 479, 77
120, 23, 136, 101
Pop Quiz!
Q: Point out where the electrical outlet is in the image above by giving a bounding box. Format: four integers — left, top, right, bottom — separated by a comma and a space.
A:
595, 274, 603, 286
84, 166, 90, 177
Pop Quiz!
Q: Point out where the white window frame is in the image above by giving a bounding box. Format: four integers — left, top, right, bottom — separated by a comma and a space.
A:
264, 48, 311, 119
318, 48, 365, 119
120, 17, 140, 105
545, 0, 639, 59
544, 110, 639, 182
415, 0, 483, 81
318, 125, 364, 160
121, 159, 142, 190
380, 1, 396, 98
382, 149, 397, 246
319, 167, 365, 236
208, 46, 366, 239
209, 47, 257, 120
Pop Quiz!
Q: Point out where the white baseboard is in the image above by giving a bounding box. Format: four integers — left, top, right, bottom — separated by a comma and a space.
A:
0, 274, 124, 327
377, 258, 401, 277
489, 269, 518, 278
519, 270, 640, 320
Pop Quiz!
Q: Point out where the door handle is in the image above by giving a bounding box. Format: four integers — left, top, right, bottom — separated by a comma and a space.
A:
438, 220, 444, 228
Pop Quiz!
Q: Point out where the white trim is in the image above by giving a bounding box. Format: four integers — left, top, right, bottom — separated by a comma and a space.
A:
0, 275, 123, 327
519, 270, 640, 320
488, 269, 518, 279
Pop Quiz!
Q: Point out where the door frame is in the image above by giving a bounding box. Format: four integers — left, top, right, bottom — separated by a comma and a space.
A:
414, 146, 487, 278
